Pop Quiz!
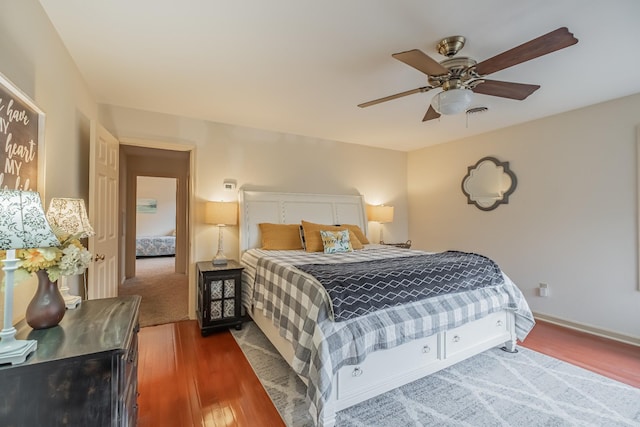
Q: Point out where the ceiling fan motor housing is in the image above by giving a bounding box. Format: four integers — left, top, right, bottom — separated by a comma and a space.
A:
429, 57, 477, 89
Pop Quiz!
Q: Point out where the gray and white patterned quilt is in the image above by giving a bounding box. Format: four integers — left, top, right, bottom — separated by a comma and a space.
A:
135, 236, 175, 257
241, 245, 535, 427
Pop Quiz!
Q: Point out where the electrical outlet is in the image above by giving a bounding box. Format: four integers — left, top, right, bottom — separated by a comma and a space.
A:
538, 282, 549, 297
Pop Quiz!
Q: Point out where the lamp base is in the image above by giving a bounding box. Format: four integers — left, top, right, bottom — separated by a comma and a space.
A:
1, 252, 38, 365
63, 294, 82, 310
212, 247, 227, 265
212, 257, 228, 265
0, 334, 37, 366
59, 276, 82, 309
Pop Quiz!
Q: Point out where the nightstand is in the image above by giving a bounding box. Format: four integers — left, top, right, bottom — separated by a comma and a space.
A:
196, 260, 244, 336
381, 240, 412, 249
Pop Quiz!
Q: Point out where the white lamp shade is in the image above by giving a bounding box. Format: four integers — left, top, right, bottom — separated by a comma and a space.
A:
431, 88, 473, 115
367, 205, 394, 223
0, 190, 60, 250
205, 201, 238, 226
46, 197, 95, 238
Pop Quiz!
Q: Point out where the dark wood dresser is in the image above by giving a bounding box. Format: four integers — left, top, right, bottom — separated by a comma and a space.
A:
0, 295, 141, 427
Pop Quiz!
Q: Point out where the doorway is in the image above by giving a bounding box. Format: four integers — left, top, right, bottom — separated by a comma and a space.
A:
135, 176, 177, 271
118, 144, 192, 327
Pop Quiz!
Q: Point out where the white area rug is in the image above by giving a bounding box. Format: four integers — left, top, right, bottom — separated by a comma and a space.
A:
231, 321, 640, 427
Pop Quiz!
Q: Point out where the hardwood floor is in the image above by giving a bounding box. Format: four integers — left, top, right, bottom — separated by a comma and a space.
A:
137, 321, 284, 427
519, 319, 640, 388
137, 319, 639, 427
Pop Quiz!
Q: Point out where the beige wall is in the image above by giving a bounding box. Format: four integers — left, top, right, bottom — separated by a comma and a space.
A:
99, 105, 409, 289
136, 177, 177, 237
408, 93, 640, 339
0, 0, 97, 322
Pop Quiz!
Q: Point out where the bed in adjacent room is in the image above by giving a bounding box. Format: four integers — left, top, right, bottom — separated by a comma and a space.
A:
135, 235, 176, 257
238, 190, 534, 427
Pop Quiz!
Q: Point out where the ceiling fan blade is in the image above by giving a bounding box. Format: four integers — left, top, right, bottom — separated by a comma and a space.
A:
472, 80, 540, 100
474, 27, 578, 76
422, 105, 441, 122
358, 86, 431, 108
392, 49, 449, 76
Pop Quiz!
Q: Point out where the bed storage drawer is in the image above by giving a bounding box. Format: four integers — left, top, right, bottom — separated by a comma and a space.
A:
445, 311, 509, 359
336, 334, 439, 400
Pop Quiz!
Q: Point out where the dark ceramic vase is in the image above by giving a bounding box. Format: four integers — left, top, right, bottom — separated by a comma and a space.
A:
25, 269, 66, 329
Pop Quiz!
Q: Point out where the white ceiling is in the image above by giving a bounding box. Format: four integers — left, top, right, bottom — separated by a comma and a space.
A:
39, 0, 640, 151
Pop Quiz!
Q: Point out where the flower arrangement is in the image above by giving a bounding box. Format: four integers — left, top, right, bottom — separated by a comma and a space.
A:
0, 226, 92, 284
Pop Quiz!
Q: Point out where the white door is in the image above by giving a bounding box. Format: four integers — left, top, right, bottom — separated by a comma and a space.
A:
87, 122, 119, 299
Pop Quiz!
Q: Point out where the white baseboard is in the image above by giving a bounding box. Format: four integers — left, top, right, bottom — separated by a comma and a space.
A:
533, 312, 640, 347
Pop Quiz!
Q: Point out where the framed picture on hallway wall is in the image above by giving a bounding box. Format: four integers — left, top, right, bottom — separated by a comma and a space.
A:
137, 198, 158, 213
0, 72, 45, 196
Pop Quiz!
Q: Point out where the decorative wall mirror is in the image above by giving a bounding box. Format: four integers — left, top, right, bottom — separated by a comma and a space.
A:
461, 156, 517, 211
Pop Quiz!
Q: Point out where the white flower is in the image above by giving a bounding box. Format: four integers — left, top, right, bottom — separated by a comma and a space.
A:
47, 240, 92, 282
60, 246, 82, 274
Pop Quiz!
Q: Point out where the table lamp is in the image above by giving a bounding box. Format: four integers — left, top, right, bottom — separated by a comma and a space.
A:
0, 190, 60, 365
46, 198, 95, 308
367, 204, 394, 244
205, 201, 237, 265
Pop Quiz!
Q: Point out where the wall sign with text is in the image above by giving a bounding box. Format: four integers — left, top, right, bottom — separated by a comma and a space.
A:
0, 72, 45, 194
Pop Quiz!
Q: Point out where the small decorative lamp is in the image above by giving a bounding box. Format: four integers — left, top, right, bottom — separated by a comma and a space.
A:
46, 198, 95, 309
367, 204, 394, 244
0, 190, 60, 365
205, 201, 238, 265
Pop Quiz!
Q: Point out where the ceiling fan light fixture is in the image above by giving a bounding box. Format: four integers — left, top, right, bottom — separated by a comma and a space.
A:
431, 88, 473, 115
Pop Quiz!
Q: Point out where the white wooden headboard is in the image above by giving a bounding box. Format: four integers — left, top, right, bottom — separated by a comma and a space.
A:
239, 190, 367, 253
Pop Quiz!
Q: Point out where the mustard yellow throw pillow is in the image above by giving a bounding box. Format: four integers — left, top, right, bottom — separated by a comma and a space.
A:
259, 223, 304, 250
336, 224, 370, 244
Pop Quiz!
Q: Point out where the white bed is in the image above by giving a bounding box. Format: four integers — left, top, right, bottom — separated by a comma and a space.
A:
238, 190, 534, 427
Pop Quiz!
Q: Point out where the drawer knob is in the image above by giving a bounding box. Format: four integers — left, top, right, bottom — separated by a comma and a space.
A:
452, 335, 461, 343
422, 345, 431, 354
496, 320, 503, 327
352, 367, 363, 377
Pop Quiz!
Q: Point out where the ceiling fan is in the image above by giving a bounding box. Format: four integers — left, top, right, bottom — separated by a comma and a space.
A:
358, 27, 578, 121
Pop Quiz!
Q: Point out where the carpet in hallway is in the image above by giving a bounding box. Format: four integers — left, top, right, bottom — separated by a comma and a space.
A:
118, 256, 188, 327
